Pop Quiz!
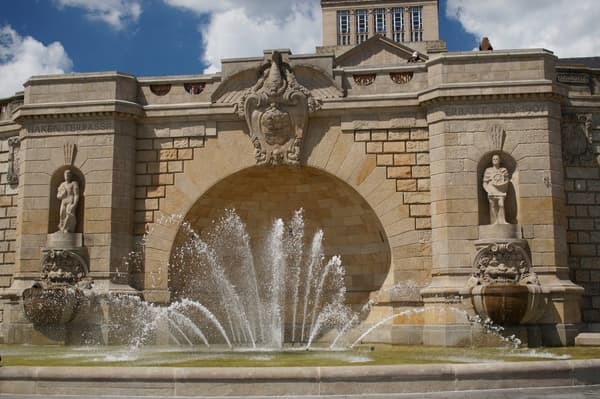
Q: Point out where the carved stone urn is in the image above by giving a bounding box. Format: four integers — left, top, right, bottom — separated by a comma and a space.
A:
23, 283, 85, 325
22, 233, 91, 326
464, 225, 546, 326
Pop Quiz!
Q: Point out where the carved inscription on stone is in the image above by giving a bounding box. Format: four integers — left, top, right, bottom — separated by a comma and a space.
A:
238, 51, 320, 165
557, 73, 590, 85
26, 120, 114, 135
444, 103, 548, 117
562, 113, 593, 165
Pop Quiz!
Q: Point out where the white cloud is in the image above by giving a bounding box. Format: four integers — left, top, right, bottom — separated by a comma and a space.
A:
0, 26, 73, 98
53, 0, 142, 30
163, 0, 322, 73
446, 0, 600, 58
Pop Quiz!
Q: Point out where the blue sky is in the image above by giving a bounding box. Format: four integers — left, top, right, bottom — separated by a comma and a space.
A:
0, 0, 598, 98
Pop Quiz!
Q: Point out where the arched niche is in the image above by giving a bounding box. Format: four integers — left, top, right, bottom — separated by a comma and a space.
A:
477, 151, 519, 225
168, 165, 391, 309
48, 166, 85, 234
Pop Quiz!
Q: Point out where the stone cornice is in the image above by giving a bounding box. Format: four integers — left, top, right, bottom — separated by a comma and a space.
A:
334, 64, 427, 74
419, 80, 566, 105
14, 100, 144, 120
23, 71, 136, 86
425, 48, 557, 67
138, 75, 220, 85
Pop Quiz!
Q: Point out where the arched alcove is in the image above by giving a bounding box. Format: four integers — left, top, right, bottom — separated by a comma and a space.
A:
168, 165, 391, 309
477, 152, 519, 225
48, 166, 85, 234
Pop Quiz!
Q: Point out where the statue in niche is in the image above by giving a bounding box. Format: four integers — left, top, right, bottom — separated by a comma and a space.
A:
482, 154, 510, 225
57, 169, 79, 233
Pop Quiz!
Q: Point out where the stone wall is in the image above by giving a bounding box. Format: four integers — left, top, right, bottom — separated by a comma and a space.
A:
353, 125, 432, 294
564, 113, 600, 323
134, 122, 214, 236
0, 136, 18, 290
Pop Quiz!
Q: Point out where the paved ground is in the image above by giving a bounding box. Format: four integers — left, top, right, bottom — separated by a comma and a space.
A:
2, 385, 600, 399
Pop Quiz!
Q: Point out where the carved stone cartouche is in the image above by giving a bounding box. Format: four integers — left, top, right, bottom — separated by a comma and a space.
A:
562, 113, 593, 165
467, 242, 538, 287
239, 51, 320, 165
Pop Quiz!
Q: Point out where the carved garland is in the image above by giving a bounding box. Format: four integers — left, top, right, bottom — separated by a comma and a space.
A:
389, 72, 414, 84
353, 74, 376, 86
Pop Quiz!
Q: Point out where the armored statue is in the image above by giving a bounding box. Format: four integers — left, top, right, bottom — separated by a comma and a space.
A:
482, 154, 510, 225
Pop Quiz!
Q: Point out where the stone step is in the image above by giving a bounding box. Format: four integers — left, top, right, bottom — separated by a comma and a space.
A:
575, 332, 600, 346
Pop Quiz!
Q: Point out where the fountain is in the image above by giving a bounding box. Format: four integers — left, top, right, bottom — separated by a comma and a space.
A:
107, 209, 363, 350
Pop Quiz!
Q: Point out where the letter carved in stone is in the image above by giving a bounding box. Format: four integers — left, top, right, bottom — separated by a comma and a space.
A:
238, 51, 320, 165
562, 113, 593, 165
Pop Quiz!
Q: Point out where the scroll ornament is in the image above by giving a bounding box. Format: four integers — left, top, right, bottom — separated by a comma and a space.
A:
238, 51, 321, 165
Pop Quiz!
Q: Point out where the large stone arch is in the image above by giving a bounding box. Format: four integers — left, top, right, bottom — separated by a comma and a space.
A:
168, 165, 392, 307
142, 120, 426, 305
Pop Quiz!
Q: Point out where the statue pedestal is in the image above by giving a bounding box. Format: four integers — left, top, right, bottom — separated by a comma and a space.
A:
45, 232, 83, 249
478, 224, 521, 241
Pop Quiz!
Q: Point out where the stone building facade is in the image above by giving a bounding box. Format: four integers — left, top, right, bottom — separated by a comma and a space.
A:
0, 0, 598, 346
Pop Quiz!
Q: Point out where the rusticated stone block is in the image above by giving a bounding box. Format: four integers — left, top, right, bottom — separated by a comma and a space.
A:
410, 204, 431, 217
388, 130, 410, 141
396, 179, 417, 192
366, 142, 383, 153
394, 153, 416, 166
159, 149, 178, 161
354, 131, 371, 142
376, 154, 393, 166
383, 142, 405, 153
177, 148, 193, 160
371, 131, 388, 141
387, 166, 411, 179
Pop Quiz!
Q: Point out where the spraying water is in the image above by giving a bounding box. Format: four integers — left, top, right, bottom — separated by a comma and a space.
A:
123, 209, 357, 349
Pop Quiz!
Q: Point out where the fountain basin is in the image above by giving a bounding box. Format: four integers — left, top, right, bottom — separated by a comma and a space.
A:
0, 359, 599, 397
22, 285, 85, 325
470, 284, 545, 325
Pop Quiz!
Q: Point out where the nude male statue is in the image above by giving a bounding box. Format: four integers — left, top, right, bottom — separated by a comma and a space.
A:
482, 154, 510, 224
57, 169, 79, 233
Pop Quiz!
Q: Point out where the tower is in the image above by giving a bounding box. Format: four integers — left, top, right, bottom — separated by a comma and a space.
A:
321, 0, 440, 53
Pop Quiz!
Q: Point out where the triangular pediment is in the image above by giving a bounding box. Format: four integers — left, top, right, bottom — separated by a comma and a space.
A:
336, 35, 428, 68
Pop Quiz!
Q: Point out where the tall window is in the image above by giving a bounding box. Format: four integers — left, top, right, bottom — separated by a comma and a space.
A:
410, 6, 423, 42
356, 9, 368, 44
392, 7, 404, 42
374, 8, 386, 35
337, 10, 351, 45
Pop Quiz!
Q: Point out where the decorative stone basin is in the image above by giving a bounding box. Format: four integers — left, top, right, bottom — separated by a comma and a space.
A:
470, 283, 545, 325
22, 284, 85, 325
